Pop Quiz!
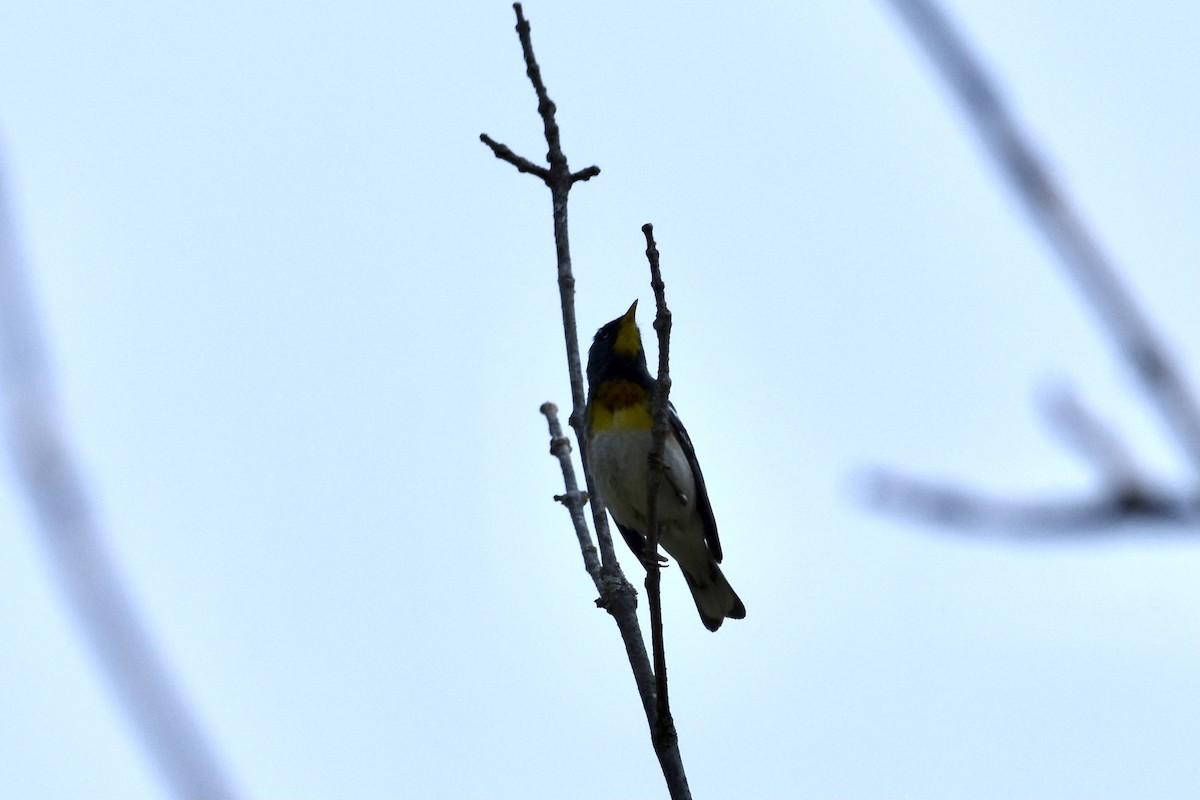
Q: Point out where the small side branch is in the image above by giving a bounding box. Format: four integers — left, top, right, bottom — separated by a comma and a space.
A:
479, 133, 549, 181
539, 402, 600, 580
571, 165, 602, 184
1040, 383, 1145, 493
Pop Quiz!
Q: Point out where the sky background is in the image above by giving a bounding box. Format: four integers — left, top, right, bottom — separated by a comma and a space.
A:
0, 1, 1197, 798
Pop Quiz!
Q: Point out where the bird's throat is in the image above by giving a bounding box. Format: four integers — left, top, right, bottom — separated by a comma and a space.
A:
590, 379, 653, 431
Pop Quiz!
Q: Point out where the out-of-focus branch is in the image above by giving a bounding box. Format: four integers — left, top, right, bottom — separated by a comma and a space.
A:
869, 0, 1200, 532
1039, 383, 1144, 492
862, 469, 1200, 533
863, 382, 1200, 531
484, 6, 691, 797
882, 0, 1200, 474
0, 154, 239, 796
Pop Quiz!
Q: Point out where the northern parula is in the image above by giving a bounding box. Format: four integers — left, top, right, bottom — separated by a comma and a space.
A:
584, 300, 745, 632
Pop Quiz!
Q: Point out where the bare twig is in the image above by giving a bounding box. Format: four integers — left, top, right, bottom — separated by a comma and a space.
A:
538, 400, 658, 735
479, 4, 616, 566
1039, 383, 1144, 492
479, 133, 549, 180
0, 152, 239, 797
539, 402, 600, 576
869, 0, 1200, 532
482, 0, 623, 633
641, 223, 676, 748
485, 6, 690, 797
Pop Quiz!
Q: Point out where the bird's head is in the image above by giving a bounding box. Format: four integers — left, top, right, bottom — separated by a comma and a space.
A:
586, 300, 649, 388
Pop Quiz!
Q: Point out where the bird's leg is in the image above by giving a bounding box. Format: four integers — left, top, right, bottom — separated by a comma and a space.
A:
640, 549, 670, 570
639, 518, 669, 570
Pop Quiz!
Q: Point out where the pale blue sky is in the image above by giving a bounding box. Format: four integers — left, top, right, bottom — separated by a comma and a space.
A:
0, 2, 1197, 798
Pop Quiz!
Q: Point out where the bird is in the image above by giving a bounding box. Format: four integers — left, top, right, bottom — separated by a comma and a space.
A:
584, 300, 745, 631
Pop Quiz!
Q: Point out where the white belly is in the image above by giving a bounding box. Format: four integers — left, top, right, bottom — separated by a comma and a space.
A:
588, 428, 696, 532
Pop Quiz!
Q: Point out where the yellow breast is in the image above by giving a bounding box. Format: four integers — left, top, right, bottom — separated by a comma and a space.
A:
590, 379, 653, 432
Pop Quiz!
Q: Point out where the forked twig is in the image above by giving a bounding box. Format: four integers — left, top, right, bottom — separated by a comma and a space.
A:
484, 6, 690, 797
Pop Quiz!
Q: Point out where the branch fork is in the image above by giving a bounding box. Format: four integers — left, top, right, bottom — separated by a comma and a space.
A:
487, 7, 691, 798
871, 0, 1200, 535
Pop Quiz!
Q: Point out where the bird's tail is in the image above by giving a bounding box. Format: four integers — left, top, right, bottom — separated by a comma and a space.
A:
682, 560, 746, 632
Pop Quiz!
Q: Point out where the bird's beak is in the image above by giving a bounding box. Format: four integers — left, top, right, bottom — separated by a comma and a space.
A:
613, 300, 642, 356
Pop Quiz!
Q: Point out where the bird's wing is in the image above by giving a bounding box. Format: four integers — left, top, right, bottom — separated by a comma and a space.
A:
668, 402, 722, 563
614, 520, 647, 560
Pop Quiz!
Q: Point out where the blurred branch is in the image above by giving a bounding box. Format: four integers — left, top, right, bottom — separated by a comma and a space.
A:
862, 470, 1200, 533
869, 0, 1200, 532
1039, 383, 1144, 492
0, 153, 239, 796
484, 6, 691, 797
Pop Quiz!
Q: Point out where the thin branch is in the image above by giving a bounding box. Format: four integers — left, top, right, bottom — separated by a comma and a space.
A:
571, 165, 602, 184
1039, 383, 1145, 492
480, 4, 614, 565
641, 224, 677, 751
479, 133, 549, 181
0, 149, 239, 797
539, 402, 600, 578
882, 0, 1200, 477
485, 7, 690, 798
